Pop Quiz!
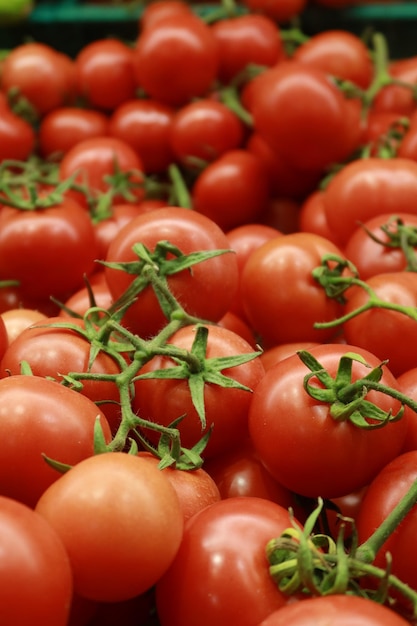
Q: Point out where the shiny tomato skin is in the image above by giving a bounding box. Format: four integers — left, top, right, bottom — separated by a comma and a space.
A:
0, 307, 46, 344
133, 324, 265, 459
259, 594, 410, 625
248, 343, 408, 499
36, 452, 184, 603
0, 496, 73, 626
104, 207, 239, 338
139, 0, 193, 30
133, 14, 219, 107
156, 497, 299, 626
323, 157, 417, 246
0, 98, 35, 161
240, 232, 346, 347
241, 0, 307, 23
0, 374, 111, 507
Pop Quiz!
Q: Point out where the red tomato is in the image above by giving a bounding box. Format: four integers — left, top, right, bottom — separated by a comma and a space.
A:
260, 341, 321, 371
342, 271, 417, 376
75, 38, 137, 111
323, 157, 417, 245
58, 280, 114, 319
298, 189, 342, 245
259, 594, 410, 625
0, 307, 46, 344
0, 97, 35, 160
133, 14, 219, 107
36, 452, 184, 602
217, 310, 257, 347
210, 13, 285, 84
240, 232, 346, 346
93, 202, 153, 261
133, 324, 265, 459
192, 149, 270, 231
372, 60, 417, 117
240, 0, 307, 24
248, 344, 409, 498
139, 0, 193, 30
293, 30, 374, 89
0, 496, 73, 626
397, 123, 417, 161
38, 107, 109, 159
0, 197, 99, 301
1, 42, 75, 116
250, 62, 362, 172
396, 367, 417, 453
0, 374, 111, 507
109, 99, 175, 173
104, 207, 239, 338
155, 497, 301, 626
169, 98, 244, 167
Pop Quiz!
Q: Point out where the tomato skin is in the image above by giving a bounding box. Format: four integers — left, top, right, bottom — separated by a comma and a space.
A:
133, 14, 219, 107
104, 207, 239, 338
258, 594, 410, 625
155, 497, 299, 626
0, 374, 111, 507
192, 149, 270, 231
342, 272, 417, 376
0, 496, 73, 626
240, 232, 346, 347
133, 324, 265, 459
0, 198, 99, 301
248, 344, 408, 499
139, 0, 193, 30
396, 367, 417, 453
38, 107, 109, 159
259, 341, 321, 371
241, 0, 307, 24
323, 157, 417, 246
0, 97, 35, 160
0, 307, 46, 344
36, 452, 184, 603
210, 13, 284, 84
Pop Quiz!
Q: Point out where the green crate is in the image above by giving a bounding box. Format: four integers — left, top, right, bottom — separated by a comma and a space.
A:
1, 1, 417, 59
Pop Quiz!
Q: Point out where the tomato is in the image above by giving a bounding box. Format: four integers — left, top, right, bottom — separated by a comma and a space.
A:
240, 0, 307, 24
104, 207, 239, 338
59, 136, 144, 206
240, 232, 346, 347
248, 343, 409, 498
133, 324, 265, 459
139, 0, 193, 30
217, 310, 257, 347
0, 96, 35, 160
38, 107, 109, 159
35, 452, 184, 602
396, 367, 417, 453
169, 98, 244, 167
0, 374, 111, 507
323, 157, 417, 246
372, 60, 417, 117
0, 197, 99, 301
342, 271, 417, 377
156, 497, 301, 626
58, 279, 114, 319
249, 62, 362, 172
1, 42, 75, 116
293, 30, 374, 89
298, 189, 342, 244
0, 315, 122, 432
93, 202, 154, 261
137, 451, 221, 521
109, 99, 175, 174
133, 13, 219, 107
210, 13, 285, 84
0, 307, 46, 344
258, 594, 410, 625
0, 496, 73, 626
397, 122, 417, 161
192, 149, 270, 231
356, 450, 417, 606
259, 341, 321, 371
75, 38, 137, 111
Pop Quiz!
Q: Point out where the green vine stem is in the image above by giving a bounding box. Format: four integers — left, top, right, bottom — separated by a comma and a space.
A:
358, 216, 417, 271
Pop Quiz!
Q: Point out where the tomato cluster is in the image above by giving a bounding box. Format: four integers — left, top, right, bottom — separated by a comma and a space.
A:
1, 1, 417, 625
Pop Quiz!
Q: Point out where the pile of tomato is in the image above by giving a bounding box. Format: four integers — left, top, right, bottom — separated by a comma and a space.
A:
3, 1, 417, 624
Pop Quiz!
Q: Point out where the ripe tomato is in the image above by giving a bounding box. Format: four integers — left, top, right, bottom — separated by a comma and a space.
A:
323, 157, 417, 245
259, 341, 321, 371
0, 95, 35, 160
0, 496, 73, 626
396, 367, 417, 453
93, 202, 153, 260
38, 107, 109, 159
139, 0, 193, 30
36, 452, 184, 602
0, 374, 111, 507
240, 0, 307, 23
155, 497, 301, 626
133, 324, 265, 459
298, 189, 342, 245
248, 343, 408, 498
75, 38, 137, 111
1, 42, 75, 116
169, 98, 244, 167
259, 594, 411, 625
240, 232, 346, 347
133, 13, 219, 107
109, 99, 175, 174
104, 207, 239, 338
192, 149, 270, 231
210, 13, 285, 84
0, 307, 46, 344
0, 197, 99, 301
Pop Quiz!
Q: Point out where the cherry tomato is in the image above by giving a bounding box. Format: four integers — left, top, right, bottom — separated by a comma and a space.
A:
0, 307, 46, 344
36, 452, 184, 602
0, 96, 35, 160
139, 0, 193, 30
395, 367, 417, 453
240, 0, 307, 24
0, 496, 73, 626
